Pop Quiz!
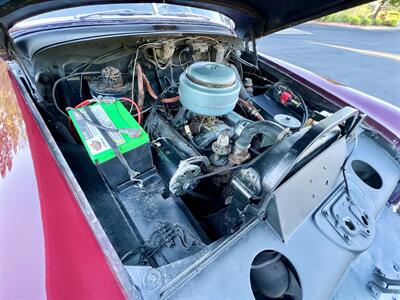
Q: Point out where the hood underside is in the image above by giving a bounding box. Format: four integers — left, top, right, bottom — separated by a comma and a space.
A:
1, 0, 370, 39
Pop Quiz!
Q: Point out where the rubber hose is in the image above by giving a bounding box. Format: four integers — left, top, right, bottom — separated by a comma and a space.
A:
228, 64, 252, 101
235, 120, 285, 151
142, 73, 180, 103
136, 63, 145, 109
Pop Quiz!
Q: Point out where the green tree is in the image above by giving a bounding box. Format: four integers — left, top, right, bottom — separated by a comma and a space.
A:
371, 0, 400, 20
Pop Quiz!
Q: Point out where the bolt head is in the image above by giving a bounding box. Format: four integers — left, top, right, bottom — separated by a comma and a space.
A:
143, 269, 163, 290
394, 263, 400, 272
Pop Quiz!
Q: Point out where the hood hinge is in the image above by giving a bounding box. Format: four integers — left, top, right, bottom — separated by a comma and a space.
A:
250, 29, 258, 68
244, 29, 258, 68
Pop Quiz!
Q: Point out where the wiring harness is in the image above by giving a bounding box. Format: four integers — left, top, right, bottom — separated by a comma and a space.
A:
120, 222, 204, 265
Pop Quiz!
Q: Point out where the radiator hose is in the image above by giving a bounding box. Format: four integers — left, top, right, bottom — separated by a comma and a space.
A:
229, 120, 288, 165
235, 120, 286, 151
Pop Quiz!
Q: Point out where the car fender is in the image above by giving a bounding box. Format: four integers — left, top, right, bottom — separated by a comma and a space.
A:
0, 59, 129, 300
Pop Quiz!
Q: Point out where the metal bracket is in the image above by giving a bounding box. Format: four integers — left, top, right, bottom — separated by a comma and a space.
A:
367, 267, 400, 298
316, 184, 376, 252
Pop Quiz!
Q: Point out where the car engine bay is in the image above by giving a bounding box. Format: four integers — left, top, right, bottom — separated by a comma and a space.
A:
21, 33, 400, 299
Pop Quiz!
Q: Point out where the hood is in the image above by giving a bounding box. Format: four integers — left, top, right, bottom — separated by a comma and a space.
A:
1, 0, 369, 53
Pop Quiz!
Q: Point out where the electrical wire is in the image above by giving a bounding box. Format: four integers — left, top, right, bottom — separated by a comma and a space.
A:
298, 93, 309, 127
67, 107, 122, 133
342, 134, 359, 197
120, 222, 204, 264
178, 48, 190, 70
119, 97, 142, 124
52, 71, 101, 118
73, 97, 142, 124
67, 106, 143, 142
144, 82, 179, 135
73, 48, 135, 101
130, 35, 223, 100
230, 52, 258, 70
133, 106, 152, 118
243, 72, 273, 82
152, 47, 172, 70
142, 73, 180, 103
273, 82, 309, 127
188, 135, 212, 152
142, 45, 172, 69
130, 41, 173, 100
190, 161, 253, 183
75, 99, 91, 108
253, 84, 273, 89
70, 47, 131, 74
54, 36, 224, 118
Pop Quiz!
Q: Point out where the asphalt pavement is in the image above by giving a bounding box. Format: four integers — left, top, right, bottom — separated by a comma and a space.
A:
258, 23, 400, 107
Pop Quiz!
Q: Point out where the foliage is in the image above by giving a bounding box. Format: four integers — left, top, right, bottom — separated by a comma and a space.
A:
348, 15, 362, 25
373, 17, 383, 25
388, 0, 400, 8
0, 60, 26, 178
360, 16, 373, 25
319, 2, 400, 27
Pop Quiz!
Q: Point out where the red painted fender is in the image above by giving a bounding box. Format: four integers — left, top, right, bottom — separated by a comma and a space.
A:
0, 60, 126, 299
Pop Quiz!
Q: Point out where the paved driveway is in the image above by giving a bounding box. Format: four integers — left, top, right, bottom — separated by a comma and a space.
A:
258, 23, 400, 107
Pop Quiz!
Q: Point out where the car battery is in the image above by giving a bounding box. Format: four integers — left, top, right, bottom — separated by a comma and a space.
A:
68, 100, 153, 188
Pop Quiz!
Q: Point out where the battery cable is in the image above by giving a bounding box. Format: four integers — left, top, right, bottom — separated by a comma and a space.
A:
73, 97, 142, 124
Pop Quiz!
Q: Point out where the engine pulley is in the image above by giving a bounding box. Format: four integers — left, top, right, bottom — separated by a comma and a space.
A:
169, 161, 201, 195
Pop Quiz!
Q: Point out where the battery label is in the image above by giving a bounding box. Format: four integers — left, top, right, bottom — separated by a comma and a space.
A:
73, 105, 125, 156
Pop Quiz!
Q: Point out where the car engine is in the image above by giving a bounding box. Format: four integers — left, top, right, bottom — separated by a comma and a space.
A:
26, 34, 399, 299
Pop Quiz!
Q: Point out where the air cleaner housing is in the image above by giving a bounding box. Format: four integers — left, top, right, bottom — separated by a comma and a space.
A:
179, 62, 240, 116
